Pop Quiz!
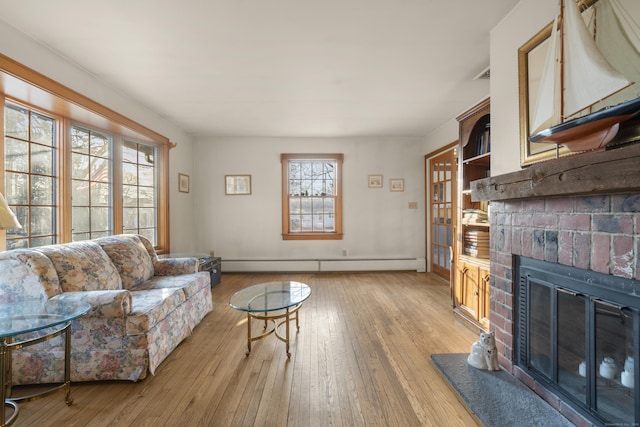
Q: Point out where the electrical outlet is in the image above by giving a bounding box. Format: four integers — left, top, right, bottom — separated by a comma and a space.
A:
408, 202, 418, 209
342, 249, 348, 256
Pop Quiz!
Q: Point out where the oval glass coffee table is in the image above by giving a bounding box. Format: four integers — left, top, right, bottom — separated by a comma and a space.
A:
229, 281, 311, 358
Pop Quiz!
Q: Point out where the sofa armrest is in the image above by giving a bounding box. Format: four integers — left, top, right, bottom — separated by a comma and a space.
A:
50, 289, 132, 318
153, 258, 198, 276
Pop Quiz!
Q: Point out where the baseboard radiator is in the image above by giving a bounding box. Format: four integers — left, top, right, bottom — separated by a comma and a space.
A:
222, 258, 426, 273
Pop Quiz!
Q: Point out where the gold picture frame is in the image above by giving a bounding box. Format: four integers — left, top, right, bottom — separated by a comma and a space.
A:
368, 174, 383, 188
518, 21, 573, 166
518, 0, 640, 166
225, 174, 252, 195
178, 173, 190, 193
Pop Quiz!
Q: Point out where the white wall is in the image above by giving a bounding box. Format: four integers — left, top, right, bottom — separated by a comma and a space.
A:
169, 139, 197, 253
193, 136, 425, 265
0, 20, 197, 253
490, 0, 556, 176
421, 118, 459, 154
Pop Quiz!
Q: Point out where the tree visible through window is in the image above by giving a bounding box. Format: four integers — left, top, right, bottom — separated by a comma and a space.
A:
122, 140, 157, 245
71, 125, 112, 241
281, 153, 343, 240
4, 104, 57, 249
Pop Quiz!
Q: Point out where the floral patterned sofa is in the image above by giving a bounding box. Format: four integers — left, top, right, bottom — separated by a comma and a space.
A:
0, 234, 213, 384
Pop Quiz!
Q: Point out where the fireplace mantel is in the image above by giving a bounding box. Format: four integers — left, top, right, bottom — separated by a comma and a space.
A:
472, 142, 640, 202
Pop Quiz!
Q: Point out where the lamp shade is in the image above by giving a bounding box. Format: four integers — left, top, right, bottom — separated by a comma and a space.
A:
0, 192, 21, 230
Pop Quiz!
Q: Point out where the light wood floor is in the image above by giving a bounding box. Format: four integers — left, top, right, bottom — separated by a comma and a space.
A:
14, 272, 481, 427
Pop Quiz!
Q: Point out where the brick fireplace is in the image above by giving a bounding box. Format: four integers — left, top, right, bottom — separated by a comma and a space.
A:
473, 142, 640, 426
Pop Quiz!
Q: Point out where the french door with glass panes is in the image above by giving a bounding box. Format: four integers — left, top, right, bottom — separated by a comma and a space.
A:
428, 146, 457, 281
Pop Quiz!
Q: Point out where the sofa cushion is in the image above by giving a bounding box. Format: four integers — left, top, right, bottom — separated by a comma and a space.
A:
133, 271, 210, 299
95, 235, 154, 290
126, 288, 186, 336
35, 241, 122, 292
0, 250, 62, 303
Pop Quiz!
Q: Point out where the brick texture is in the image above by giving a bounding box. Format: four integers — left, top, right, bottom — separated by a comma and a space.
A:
489, 193, 640, 427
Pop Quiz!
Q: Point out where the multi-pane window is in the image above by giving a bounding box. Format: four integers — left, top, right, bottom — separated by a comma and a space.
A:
71, 126, 112, 241
122, 140, 157, 245
4, 104, 57, 249
281, 153, 343, 240
3, 105, 166, 251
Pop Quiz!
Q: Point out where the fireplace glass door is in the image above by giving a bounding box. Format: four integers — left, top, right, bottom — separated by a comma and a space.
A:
517, 257, 639, 426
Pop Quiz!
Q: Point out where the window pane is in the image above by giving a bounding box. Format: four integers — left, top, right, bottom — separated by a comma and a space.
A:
7, 239, 28, 250
90, 132, 110, 156
301, 214, 312, 231
31, 236, 54, 247
72, 232, 90, 242
72, 207, 90, 233
31, 207, 54, 235
72, 152, 90, 180
123, 207, 138, 228
91, 207, 110, 231
71, 127, 90, 153
123, 185, 138, 207
5, 172, 28, 205
5, 138, 29, 172
90, 157, 109, 182
138, 187, 155, 207
5, 105, 28, 140
6, 206, 27, 239
30, 113, 54, 146
72, 179, 90, 205
139, 165, 154, 187
139, 144, 154, 166
138, 228, 155, 245
139, 208, 155, 227
31, 145, 54, 175
31, 175, 54, 205
90, 183, 110, 206
123, 163, 137, 185
122, 140, 138, 163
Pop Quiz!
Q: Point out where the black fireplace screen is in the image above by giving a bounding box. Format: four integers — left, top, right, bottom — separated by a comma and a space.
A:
515, 256, 639, 426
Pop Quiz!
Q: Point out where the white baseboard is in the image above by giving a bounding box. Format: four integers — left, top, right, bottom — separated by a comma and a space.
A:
222, 258, 425, 273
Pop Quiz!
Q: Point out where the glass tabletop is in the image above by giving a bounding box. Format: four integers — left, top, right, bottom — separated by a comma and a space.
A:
0, 299, 91, 338
229, 281, 311, 313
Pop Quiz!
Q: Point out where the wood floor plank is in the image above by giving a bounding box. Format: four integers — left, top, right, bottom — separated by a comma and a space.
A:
13, 272, 480, 427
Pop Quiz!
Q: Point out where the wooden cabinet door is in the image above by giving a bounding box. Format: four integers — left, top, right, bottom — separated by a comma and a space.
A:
478, 266, 491, 330
457, 261, 479, 320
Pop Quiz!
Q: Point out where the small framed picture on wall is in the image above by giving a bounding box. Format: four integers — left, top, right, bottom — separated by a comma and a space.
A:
368, 174, 383, 188
225, 174, 252, 195
178, 173, 190, 193
390, 178, 404, 192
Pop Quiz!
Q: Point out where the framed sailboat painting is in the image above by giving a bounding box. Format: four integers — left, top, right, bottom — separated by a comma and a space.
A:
518, 0, 640, 166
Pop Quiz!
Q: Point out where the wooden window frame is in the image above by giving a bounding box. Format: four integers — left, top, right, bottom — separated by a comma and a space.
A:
281, 153, 343, 240
0, 54, 172, 253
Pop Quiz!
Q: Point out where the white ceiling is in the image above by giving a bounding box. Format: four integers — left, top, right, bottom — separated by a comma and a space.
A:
0, 0, 519, 138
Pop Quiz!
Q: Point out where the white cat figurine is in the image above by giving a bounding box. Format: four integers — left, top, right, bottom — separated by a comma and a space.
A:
467, 331, 500, 371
